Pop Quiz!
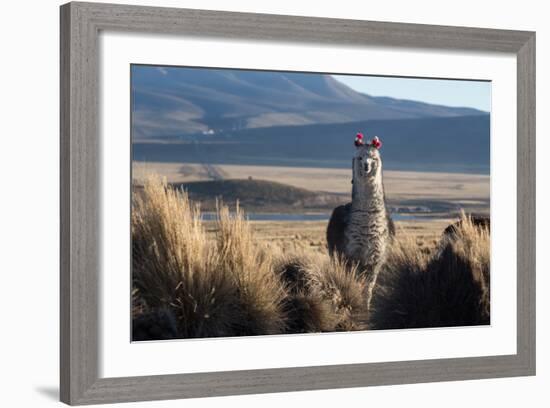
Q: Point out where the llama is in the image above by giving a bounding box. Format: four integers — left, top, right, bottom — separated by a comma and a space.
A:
326, 134, 394, 305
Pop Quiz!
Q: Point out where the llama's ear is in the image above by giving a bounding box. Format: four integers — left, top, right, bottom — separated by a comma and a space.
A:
354, 132, 364, 148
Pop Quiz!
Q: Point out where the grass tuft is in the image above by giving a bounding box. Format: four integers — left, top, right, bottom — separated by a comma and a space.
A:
132, 177, 285, 339
275, 252, 368, 333
369, 213, 490, 329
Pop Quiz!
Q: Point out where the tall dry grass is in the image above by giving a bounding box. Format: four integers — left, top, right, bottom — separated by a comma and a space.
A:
369, 214, 490, 329
275, 252, 368, 333
214, 203, 287, 335
132, 177, 286, 338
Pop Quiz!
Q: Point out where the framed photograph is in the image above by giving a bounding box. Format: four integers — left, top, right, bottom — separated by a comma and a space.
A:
60, 2, 536, 405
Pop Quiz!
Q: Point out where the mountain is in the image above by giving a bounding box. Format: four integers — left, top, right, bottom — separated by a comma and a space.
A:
131, 66, 487, 140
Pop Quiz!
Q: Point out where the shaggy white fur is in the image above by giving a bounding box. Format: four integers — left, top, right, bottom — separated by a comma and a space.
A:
347, 144, 392, 304
326, 141, 393, 308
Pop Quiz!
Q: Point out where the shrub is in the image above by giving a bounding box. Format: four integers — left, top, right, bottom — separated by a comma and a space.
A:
369, 214, 490, 330
131, 177, 286, 339
276, 252, 368, 333
215, 203, 287, 335
275, 252, 337, 333
312, 256, 369, 331
132, 308, 179, 341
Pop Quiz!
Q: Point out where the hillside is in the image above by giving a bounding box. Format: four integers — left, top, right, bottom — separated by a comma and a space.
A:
170, 179, 345, 212
133, 115, 490, 174
131, 65, 487, 140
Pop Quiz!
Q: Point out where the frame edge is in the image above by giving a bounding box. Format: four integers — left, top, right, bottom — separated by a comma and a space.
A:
516, 32, 536, 376
60, 2, 72, 403
60, 1, 102, 404
60, 1, 537, 404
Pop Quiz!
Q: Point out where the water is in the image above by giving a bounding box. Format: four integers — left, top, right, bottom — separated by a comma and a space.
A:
201, 213, 421, 222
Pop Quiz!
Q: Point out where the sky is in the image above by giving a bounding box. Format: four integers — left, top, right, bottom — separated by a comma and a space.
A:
333, 75, 491, 112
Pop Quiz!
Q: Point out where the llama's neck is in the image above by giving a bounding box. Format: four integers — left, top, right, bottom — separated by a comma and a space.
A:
351, 173, 386, 214
347, 171, 389, 309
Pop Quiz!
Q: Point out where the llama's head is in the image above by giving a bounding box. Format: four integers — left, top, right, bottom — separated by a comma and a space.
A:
353, 134, 383, 183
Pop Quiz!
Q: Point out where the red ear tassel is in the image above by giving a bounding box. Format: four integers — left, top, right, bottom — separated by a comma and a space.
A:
371, 136, 382, 149
355, 133, 364, 147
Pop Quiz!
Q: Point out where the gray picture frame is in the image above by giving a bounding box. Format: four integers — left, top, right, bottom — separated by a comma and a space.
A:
60, 1, 536, 405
